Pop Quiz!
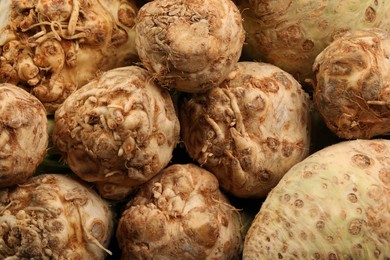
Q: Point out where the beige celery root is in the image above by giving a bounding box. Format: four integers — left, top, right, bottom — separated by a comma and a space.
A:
0, 0, 139, 113
135, 0, 245, 93
313, 28, 390, 139
0, 83, 48, 188
116, 163, 244, 259
180, 62, 311, 198
0, 174, 114, 259
237, 0, 390, 83
243, 139, 390, 259
52, 66, 180, 200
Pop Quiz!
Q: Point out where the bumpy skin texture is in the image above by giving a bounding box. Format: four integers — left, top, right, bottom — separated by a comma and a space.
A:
0, 0, 139, 113
116, 163, 243, 260
135, 0, 245, 93
313, 29, 390, 139
0, 174, 114, 259
243, 139, 390, 259
180, 62, 311, 198
52, 66, 180, 200
237, 0, 390, 83
0, 83, 48, 188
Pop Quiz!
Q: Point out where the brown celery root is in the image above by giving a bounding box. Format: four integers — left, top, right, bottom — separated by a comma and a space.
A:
0, 174, 114, 259
116, 163, 244, 259
313, 28, 390, 139
180, 62, 311, 198
135, 0, 245, 93
0, 0, 139, 113
0, 83, 48, 188
52, 66, 180, 200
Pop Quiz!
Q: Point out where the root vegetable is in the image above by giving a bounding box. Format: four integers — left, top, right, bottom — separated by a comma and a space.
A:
243, 139, 390, 259
313, 28, 390, 139
116, 163, 244, 259
135, 0, 245, 93
52, 66, 180, 200
237, 0, 390, 83
0, 83, 48, 188
0, 174, 114, 259
180, 62, 311, 198
0, 0, 139, 113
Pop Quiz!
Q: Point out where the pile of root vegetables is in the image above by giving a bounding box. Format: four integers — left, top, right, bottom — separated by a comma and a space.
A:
0, 0, 389, 259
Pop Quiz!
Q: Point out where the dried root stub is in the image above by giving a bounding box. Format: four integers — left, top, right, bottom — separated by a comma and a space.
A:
180, 62, 311, 198
0, 0, 139, 113
52, 66, 180, 200
243, 139, 390, 259
313, 28, 390, 139
0, 174, 114, 259
237, 0, 390, 83
135, 0, 245, 93
116, 163, 244, 260
0, 83, 48, 188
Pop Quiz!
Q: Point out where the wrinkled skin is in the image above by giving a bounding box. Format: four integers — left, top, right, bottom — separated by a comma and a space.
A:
52, 66, 180, 200
313, 29, 390, 139
0, 0, 139, 113
0, 174, 114, 259
116, 164, 244, 260
0, 83, 48, 188
243, 139, 390, 259
237, 0, 390, 83
135, 0, 245, 93
180, 62, 311, 198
